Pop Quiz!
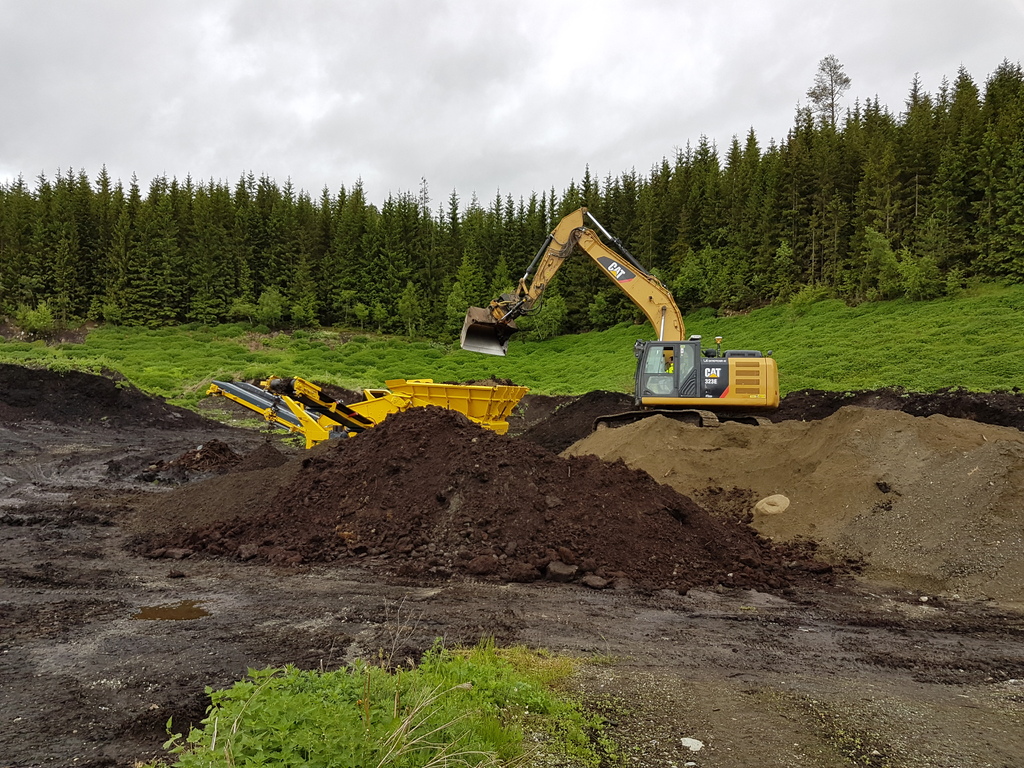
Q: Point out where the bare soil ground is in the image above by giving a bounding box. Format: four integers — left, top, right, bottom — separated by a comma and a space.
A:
2, 364, 1023, 768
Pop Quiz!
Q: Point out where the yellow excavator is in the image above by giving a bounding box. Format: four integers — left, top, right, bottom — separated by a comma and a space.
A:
461, 207, 779, 426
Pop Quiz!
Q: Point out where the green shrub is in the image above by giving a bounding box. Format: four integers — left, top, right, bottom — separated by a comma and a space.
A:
898, 249, 944, 300
254, 288, 286, 329
160, 642, 614, 768
14, 301, 57, 337
786, 285, 831, 318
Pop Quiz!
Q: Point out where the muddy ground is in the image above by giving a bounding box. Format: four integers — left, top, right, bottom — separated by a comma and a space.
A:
1, 364, 1023, 768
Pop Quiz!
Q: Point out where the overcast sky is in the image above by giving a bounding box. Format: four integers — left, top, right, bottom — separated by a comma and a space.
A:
1, 1, 1022, 207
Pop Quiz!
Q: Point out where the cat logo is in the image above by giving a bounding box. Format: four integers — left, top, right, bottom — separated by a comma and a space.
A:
606, 261, 627, 280
597, 255, 636, 283
704, 367, 722, 378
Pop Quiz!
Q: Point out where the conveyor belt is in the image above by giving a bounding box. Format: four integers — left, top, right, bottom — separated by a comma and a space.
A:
210, 380, 303, 429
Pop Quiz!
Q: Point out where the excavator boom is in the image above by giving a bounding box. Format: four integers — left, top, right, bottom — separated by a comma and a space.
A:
460, 207, 685, 356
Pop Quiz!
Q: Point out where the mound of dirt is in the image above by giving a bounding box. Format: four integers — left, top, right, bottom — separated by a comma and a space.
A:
505, 393, 574, 436
312, 382, 364, 405
515, 386, 1024, 448
166, 439, 242, 473
141, 407, 831, 592
774, 387, 1024, 431
518, 390, 634, 452
231, 442, 290, 473
125, 444, 300, 535
567, 407, 1024, 602
0, 364, 216, 429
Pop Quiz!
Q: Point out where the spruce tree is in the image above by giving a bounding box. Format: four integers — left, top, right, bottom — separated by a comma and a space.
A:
0, 175, 36, 313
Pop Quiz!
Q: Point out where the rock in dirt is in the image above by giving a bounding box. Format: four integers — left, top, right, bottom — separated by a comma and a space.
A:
143, 406, 829, 592
580, 574, 610, 589
546, 560, 578, 582
754, 494, 790, 515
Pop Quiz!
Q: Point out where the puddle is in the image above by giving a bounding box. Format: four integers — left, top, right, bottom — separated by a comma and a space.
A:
132, 600, 210, 621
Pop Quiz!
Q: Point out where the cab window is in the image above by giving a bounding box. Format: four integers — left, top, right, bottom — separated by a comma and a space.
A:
645, 347, 675, 374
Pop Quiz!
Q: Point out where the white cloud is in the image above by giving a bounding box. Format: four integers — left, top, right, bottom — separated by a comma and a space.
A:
0, 0, 1021, 203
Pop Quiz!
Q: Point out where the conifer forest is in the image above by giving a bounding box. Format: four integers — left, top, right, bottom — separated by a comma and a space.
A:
2, 60, 1023, 340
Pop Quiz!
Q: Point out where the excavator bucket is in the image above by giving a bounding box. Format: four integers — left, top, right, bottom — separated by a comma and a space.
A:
460, 306, 517, 356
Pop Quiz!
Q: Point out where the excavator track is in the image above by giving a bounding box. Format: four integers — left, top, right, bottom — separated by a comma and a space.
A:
594, 408, 722, 430
593, 409, 773, 431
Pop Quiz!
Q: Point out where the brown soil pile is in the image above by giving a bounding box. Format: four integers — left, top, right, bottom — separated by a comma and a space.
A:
166, 439, 243, 473
141, 407, 830, 592
130, 439, 267, 485
518, 390, 634, 452
230, 442, 291, 473
773, 386, 1024, 430
125, 443, 296, 534
567, 407, 1024, 602
0, 364, 215, 429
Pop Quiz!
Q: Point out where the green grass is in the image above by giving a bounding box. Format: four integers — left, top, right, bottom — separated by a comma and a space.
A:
152, 641, 614, 768
2, 284, 1023, 402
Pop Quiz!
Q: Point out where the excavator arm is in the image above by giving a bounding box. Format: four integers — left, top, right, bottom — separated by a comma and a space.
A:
461, 207, 686, 356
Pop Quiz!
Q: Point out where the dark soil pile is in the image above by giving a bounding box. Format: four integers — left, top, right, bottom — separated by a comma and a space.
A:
149, 407, 829, 592
165, 439, 242, 473
313, 382, 363, 405
504, 393, 574, 436
231, 442, 291, 473
116, 440, 285, 487
518, 386, 1024, 452
518, 390, 634, 452
773, 387, 1024, 431
0, 364, 215, 429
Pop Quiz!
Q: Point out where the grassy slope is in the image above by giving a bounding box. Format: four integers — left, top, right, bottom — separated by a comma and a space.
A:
1, 284, 1022, 404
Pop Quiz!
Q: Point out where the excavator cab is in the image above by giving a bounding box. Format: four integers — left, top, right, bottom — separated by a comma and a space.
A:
460, 306, 518, 356
633, 339, 779, 409
637, 341, 699, 398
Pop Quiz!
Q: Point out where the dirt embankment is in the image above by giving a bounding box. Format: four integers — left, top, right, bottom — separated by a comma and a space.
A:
0, 363, 214, 429
517, 390, 633, 451
514, 385, 1024, 455
771, 386, 1024, 430
567, 407, 1024, 602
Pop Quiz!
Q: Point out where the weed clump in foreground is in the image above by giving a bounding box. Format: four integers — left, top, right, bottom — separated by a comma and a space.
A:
155, 641, 615, 768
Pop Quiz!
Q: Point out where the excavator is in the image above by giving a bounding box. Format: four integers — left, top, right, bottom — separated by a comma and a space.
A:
460, 207, 779, 427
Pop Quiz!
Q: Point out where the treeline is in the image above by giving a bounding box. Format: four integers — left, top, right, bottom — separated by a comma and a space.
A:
2, 61, 1023, 340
